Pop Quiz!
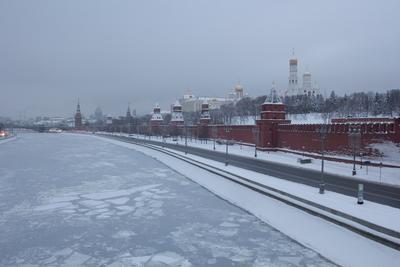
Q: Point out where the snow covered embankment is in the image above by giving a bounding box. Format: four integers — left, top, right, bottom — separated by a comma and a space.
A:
94, 135, 400, 267
0, 135, 17, 145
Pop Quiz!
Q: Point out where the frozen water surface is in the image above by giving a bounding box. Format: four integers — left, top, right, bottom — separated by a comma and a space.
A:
0, 133, 338, 266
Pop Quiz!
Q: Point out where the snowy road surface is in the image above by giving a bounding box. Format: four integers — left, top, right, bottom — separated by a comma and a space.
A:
0, 133, 337, 266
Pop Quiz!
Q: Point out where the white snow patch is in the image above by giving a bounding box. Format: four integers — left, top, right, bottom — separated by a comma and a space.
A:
149, 200, 163, 208
50, 196, 79, 203
147, 251, 192, 267
215, 228, 238, 237
105, 197, 130, 205
61, 251, 91, 266
35, 202, 74, 211
115, 205, 135, 212
81, 184, 161, 200
112, 230, 137, 239
79, 199, 107, 208
220, 222, 240, 228
85, 208, 110, 216
369, 141, 400, 165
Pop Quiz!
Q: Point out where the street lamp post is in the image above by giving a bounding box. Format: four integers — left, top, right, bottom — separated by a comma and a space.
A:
225, 126, 231, 166
212, 126, 217, 150
185, 124, 188, 155
318, 124, 329, 194
348, 125, 361, 176
252, 127, 260, 158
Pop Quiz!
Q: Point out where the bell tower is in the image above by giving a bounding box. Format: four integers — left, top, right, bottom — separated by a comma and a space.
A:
288, 49, 299, 95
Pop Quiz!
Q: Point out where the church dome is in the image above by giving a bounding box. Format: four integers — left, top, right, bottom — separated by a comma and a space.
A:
234, 84, 243, 91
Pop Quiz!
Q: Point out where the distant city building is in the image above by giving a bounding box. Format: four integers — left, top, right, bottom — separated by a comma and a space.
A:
33, 117, 69, 127
94, 106, 103, 122
74, 101, 83, 129
228, 82, 246, 100
178, 84, 245, 113
106, 116, 113, 125
65, 118, 75, 128
180, 95, 233, 112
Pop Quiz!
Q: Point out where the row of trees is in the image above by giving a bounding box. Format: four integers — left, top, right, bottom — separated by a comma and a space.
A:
209, 89, 400, 124
91, 89, 400, 129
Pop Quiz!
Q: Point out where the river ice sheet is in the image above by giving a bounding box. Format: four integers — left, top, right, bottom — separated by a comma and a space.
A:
0, 133, 337, 266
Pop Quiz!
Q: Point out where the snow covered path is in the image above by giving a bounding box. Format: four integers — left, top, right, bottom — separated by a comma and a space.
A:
0, 133, 337, 266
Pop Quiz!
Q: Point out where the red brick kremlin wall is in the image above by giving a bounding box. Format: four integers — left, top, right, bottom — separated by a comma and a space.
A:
148, 103, 400, 155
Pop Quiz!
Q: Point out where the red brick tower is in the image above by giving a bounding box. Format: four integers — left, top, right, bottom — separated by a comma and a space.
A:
170, 100, 184, 126
74, 100, 83, 130
198, 101, 211, 139
256, 83, 290, 148
150, 103, 163, 135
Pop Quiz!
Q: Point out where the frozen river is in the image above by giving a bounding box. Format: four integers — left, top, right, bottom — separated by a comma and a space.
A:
0, 133, 337, 266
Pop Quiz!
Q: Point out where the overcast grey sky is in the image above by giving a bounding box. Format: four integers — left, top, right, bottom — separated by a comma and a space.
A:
0, 0, 399, 119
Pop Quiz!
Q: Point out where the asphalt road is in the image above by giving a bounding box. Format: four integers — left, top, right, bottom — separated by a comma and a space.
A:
104, 135, 400, 209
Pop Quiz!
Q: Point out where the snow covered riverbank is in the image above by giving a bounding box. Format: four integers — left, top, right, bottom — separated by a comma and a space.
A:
94, 134, 400, 267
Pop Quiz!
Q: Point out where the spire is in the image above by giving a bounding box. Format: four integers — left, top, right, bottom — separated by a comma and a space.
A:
265, 81, 280, 103
76, 99, 81, 112
126, 103, 131, 117
173, 100, 181, 107
74, 99, 83, 129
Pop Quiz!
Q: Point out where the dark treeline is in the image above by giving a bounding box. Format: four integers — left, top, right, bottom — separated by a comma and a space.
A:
85, 88, 400, 128
208, 89, 400, 124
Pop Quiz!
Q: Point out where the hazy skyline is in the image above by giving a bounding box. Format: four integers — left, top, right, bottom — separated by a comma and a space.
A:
1, 0, 399, 119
